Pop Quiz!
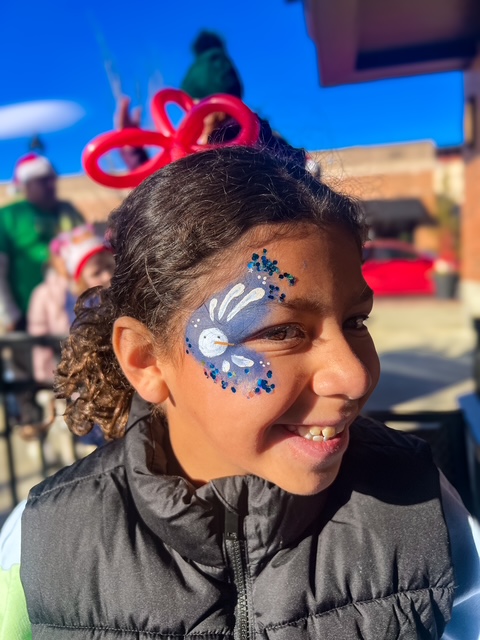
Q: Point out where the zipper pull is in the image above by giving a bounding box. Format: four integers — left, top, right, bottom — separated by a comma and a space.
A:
225, 508, 241, 541
223, 482, 248, 541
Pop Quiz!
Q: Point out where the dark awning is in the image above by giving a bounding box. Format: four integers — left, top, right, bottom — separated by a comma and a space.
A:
304, 0, 480, 86
362, 199, 434, 225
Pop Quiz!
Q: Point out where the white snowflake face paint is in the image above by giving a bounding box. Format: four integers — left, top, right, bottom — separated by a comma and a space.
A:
185, 249, 296, 397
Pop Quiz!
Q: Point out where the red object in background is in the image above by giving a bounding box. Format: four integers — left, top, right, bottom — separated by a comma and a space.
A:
362, 239, 435, 296
82, 89, 260, 189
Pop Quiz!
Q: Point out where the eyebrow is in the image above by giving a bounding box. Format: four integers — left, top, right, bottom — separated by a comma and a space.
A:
274, 286, 374, 314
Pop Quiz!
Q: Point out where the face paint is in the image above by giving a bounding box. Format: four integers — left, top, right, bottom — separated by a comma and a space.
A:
186, 249, 296, 397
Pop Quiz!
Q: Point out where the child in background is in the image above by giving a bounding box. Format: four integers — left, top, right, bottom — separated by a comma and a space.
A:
21, 226, 114, 452
1, 147, 479, 639
27, 224, 114, 384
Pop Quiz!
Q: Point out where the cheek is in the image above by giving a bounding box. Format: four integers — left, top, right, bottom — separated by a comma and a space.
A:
357, 337, 381, 391
83, 276, 97, 288
186, 334, 276, 398
98, 271, 112, 287
174, 361, 246, 429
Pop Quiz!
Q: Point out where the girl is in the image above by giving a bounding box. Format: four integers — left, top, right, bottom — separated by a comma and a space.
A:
21, 227, 114, 450
28, 225, 114, 384
1, 147, 479, 639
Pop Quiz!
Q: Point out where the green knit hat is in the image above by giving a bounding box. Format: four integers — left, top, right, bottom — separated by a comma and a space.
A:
181, 31, 243, 99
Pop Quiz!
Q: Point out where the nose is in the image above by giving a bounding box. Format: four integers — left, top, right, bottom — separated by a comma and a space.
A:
311, 330, 376, 401
99, 270, 112, 287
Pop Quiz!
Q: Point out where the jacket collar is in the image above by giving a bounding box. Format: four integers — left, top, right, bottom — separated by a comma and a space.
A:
124, 395, 328, 567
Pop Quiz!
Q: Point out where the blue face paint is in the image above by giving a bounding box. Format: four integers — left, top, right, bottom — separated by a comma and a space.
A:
186, 249, 296, 397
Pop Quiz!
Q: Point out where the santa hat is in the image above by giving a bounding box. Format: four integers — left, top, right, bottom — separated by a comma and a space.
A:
13, 153, 55, 186
51, 225, 109, 281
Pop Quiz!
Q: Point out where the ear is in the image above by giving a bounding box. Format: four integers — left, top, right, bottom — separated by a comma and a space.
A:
112, 317, 169, 404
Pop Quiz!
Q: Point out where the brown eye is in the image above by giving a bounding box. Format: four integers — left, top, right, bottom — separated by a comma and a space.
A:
262, 325, 305, 341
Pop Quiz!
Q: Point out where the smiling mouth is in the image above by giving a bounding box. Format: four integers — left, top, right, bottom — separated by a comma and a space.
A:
285, 424, 345, 442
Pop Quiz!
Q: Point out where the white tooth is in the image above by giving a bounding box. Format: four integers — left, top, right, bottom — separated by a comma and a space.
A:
293, 425, 340, 441
297, 426, 312, 437
322, 427, 337, 441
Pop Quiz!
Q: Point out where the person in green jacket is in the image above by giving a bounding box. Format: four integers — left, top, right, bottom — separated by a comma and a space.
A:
0, 153, 84, 427
0, 153, 84, 330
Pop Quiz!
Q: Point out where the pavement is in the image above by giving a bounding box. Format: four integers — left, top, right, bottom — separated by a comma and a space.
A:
0, 295, 476, 520
365, 297, 476, 412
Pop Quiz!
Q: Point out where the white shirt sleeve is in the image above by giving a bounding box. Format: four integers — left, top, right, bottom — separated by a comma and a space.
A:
440, 472, 480, 639
0, 500, 26, 571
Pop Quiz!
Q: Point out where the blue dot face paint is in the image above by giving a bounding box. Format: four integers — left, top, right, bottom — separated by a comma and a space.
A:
185, 249, 296, 397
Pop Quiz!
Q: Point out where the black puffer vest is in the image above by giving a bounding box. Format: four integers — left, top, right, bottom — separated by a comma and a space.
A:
21, 398, 455, 639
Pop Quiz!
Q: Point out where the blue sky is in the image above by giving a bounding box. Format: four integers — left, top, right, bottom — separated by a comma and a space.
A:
0, 0, 465, 181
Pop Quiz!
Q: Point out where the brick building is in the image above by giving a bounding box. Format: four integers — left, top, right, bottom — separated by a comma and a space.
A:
302, 0, 480, 312
313, 141, 463, 253
0, 140, 463, 256
0, 175, 129, 226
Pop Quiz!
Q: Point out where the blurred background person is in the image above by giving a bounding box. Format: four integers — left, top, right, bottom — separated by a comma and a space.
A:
116, 30, 244, 169
115, 30, 319, 177
21, 225, 114, 458
27, 225, 114, 385
0, 157, 85, 427
0, 153, 84, 331
180, 30, 244, 143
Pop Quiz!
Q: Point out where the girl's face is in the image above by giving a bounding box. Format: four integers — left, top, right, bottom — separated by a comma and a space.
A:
79, 251, 115, 291
160, 224, 380, 495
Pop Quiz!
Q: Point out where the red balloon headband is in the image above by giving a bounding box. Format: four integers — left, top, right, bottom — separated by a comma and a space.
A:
82, 88, 261, 189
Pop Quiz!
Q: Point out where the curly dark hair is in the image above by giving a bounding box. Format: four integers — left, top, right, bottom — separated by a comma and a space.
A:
55, 146, 366, 439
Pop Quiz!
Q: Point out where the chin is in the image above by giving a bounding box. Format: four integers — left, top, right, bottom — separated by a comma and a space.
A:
273, 468, 340, 496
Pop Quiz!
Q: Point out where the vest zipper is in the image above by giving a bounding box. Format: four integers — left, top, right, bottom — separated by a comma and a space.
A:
224, 508, 251, 640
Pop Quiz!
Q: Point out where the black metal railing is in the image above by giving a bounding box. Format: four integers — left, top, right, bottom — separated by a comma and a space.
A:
366, 409, 478, 516
0, 333, 71, 509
